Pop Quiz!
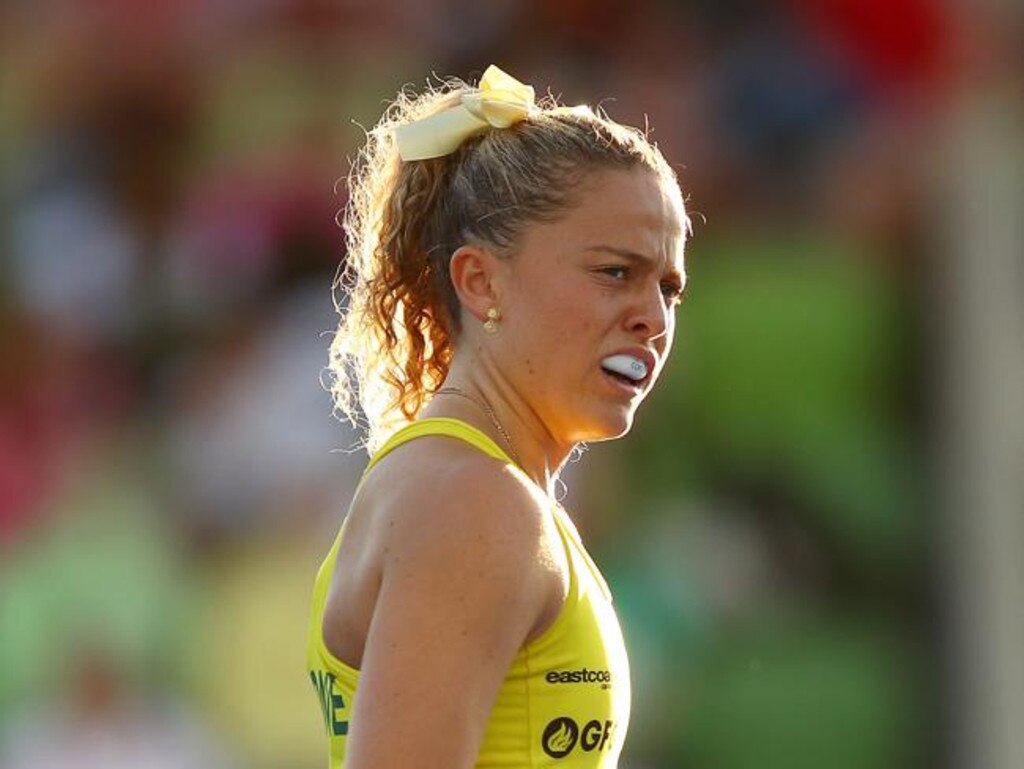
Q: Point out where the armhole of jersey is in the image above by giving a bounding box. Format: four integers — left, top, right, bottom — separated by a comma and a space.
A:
313, 520, 362, 683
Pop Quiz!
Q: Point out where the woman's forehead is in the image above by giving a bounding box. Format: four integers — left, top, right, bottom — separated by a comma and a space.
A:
580, 168, 680, 227
519, 168, 685, 265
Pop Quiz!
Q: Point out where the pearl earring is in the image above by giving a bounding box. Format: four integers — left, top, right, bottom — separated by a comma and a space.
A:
484, 307, 500, 334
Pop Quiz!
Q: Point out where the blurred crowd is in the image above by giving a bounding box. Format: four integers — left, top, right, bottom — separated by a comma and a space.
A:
1, 1, 1020, 768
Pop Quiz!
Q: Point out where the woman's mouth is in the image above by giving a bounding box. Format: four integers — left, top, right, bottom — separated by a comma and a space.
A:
600, 354, 649, 392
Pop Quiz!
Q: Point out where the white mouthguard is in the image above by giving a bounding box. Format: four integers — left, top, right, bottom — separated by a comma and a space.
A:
601, 354, 648, 382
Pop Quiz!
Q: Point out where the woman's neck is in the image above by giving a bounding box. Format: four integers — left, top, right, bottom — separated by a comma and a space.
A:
421, 363, 573, 499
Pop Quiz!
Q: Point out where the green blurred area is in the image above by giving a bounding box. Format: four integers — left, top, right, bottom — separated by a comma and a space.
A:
589, 232, 933, 767
629, 233, 924, 571
0, 1, 968, 766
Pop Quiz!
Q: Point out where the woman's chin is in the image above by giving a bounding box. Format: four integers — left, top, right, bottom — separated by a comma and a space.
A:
570, 408, 636, 443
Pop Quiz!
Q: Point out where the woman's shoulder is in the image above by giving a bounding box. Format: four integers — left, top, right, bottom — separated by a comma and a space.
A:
352, 433, 551, 554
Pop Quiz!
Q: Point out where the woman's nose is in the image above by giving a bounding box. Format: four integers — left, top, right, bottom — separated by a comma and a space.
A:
625, 283, 669, 340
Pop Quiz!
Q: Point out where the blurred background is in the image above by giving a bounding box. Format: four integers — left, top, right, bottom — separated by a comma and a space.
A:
1, 0, 1021, 767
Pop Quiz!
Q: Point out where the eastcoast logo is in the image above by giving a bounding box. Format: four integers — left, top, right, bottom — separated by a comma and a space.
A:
541, 716, 616, 759
545, 667, 612, 686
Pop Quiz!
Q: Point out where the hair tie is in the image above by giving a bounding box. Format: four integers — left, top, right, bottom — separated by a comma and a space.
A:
394, 65, 535, 161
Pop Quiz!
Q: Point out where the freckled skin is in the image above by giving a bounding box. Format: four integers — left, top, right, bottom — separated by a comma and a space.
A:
494, 168, 686, 447
424, 166, 686, 494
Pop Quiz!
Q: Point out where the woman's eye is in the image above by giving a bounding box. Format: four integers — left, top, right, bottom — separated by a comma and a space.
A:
661, 282, 684, 304
600, 266, 629, 280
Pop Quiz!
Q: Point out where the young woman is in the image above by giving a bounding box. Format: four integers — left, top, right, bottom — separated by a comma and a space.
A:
307, 65, 691, 768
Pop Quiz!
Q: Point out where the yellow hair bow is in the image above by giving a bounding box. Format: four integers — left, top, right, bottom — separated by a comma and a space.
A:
395, 65, 536, 161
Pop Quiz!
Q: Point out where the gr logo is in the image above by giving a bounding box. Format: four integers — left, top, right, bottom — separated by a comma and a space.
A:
541, 716, 616, 759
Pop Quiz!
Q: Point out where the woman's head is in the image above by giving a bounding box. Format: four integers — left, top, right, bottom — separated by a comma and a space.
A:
329, 67, 690, 451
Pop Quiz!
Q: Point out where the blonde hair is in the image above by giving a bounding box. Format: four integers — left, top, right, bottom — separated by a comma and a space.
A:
328, 73, 685, 452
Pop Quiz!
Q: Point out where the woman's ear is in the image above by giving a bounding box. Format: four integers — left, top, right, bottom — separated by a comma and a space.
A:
449, 244, 503, 324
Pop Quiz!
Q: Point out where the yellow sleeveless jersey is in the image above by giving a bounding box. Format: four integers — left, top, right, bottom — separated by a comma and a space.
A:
306, 417, 632, 767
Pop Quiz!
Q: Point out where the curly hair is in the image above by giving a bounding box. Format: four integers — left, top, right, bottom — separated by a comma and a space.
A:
327, 71, 685, 452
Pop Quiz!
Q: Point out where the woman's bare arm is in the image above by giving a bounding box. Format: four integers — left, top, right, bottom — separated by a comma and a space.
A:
342, 456, 552, 769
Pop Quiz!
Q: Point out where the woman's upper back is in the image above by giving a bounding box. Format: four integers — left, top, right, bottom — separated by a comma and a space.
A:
306, 418, 632, 768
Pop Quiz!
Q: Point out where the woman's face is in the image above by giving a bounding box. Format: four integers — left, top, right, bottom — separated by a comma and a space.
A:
496, 166, 687, 444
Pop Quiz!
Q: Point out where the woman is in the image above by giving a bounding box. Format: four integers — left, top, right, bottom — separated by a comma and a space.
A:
307, 65, 690, 768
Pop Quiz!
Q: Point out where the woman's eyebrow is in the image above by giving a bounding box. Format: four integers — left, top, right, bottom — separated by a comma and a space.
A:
586, 244, 652, 263
585, 244, 684, 281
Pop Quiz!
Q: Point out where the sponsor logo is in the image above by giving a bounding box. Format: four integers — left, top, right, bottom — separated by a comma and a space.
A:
541, 716, 616, 759
545, 667, 612, 688
542, 717, 579, 758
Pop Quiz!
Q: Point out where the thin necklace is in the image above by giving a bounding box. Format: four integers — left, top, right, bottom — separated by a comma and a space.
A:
434, 386, 523, 468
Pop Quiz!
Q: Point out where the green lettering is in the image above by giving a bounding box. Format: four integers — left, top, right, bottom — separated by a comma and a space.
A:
310, 670, 349, 736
